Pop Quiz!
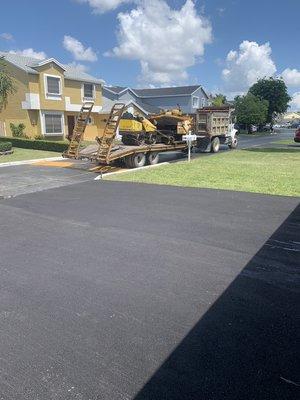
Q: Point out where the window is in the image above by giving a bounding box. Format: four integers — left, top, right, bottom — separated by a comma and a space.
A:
83, 83, 94, 99
45, 75, 62, 99
192, 96, 199, 108
44, 113, 63, 135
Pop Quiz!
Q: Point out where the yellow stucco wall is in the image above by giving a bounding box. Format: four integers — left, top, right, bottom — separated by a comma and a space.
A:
0, 63, 39, 137
36, 64, 66, 111
0, 60, 104, 140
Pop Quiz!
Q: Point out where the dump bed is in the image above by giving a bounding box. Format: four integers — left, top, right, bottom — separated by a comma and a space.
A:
196, 106, 233, 137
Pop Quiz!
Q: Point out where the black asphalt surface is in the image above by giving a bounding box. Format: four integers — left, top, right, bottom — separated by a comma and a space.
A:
0, 129, 295, 198
0, 181, 299, 399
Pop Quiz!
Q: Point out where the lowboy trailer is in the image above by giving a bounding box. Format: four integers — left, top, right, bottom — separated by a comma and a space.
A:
63, 102, 189, 168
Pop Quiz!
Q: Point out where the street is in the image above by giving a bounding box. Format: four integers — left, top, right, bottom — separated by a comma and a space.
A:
0, 180, 299, 399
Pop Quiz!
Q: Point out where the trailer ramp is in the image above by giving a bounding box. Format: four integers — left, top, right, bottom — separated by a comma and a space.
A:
95, 103, 126, 164
63, 101, 94, 159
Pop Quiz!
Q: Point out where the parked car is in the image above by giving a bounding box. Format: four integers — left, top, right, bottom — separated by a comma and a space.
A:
294, 127, 300, 142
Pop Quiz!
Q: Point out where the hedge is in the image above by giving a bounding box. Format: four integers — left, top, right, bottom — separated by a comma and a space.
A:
0, 141, 12, 152
0, 137, 68, 152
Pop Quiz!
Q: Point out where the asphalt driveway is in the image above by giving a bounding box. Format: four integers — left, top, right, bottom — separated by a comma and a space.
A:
0, 181, 299, 399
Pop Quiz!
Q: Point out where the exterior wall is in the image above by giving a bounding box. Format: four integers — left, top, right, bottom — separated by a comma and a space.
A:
143, 95, 190, 113
0, 60, 103, 140
187, 87, 209, 112
36, 64, 66, 111
65, 80, 102, 108
142, 88, 209, 114
0, 63, 39, 137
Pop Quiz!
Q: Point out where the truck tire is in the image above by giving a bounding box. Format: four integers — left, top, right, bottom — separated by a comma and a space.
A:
196, 137, 211, 152
126, 152, 146, 168
211, 137, 220, 153
147, 152, 159, 165
228, 136, 238, 149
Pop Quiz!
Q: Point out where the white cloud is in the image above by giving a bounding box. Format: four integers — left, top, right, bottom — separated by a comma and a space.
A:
0, 32, 14, 41
66, 62, 89, 72
106, 0, 212, 85
222, 41, 277, 95
289, 92, 300, 110
9, 48, 46, 60
282, 68, 300, 87
76, 0, 132, 14
63, 35, 97, 62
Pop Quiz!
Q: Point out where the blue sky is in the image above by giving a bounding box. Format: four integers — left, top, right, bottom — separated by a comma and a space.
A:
1, 0, 300, 107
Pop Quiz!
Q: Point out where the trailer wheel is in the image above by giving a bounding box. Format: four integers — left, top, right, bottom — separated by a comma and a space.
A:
126, 152, 146, 168
211, 137, 220, 153
147, 152, 159, 165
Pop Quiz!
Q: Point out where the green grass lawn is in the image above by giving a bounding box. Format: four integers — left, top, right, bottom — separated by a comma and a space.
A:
271, 139, 299, 145
106, 147, 300, 197
0, 148, 60, 163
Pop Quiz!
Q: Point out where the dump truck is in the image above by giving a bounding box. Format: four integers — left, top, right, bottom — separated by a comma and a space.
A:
195, 105, 238, 153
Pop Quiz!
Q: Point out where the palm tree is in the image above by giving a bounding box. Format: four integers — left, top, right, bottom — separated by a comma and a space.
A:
0, 57, 16, 112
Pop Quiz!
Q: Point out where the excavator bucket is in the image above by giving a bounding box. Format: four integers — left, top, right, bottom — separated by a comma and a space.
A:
63, 101, 94, 159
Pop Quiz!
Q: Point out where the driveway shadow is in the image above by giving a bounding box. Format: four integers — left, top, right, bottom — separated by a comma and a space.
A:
134, 205, 300, 400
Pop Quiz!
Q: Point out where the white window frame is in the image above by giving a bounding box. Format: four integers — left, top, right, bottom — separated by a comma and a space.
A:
201, 98, 206, 108
44, 74, 62, 100
41, 111, 65, 136
81, 83, 95, 101
192, 96, 199, 108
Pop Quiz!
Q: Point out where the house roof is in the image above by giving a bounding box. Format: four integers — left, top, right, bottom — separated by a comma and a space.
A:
104, 86, 128, 94
104, 84, 209, 99
133, 85, 205, 98
101, 98, 161, 116
0, 52, 103, 84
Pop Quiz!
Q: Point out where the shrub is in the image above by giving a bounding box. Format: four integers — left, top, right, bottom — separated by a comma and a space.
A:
10, 123, 27, 138
0, 136, 68, 152
0, 141, 12, 152
34, 133, 44, 140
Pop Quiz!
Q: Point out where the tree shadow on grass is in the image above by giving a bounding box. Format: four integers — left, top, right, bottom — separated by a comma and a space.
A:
134, 205, 300, 400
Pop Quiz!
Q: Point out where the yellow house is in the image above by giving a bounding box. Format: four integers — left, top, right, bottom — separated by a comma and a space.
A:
0, 52, 105, 141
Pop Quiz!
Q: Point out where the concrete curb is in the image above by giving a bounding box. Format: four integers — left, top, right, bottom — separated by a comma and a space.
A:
0, 156, 64, 168
94, 162, 169, 180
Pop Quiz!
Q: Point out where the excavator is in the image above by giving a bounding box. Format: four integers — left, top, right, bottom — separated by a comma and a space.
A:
119, 108, 193, 145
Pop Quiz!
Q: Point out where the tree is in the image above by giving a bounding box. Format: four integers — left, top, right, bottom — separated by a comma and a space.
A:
212, 93, 227, 107
249, 77, 291, 124
234, 93, 269, 133
0, 57, 16, 112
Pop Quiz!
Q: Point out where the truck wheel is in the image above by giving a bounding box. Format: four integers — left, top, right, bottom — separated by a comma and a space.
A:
129, 153, 146, 168
196, 137, 211, 152
211, 137, 220, 153
229, 137, 238, 149
124, 155, 134, 168
147, 152, 159, 165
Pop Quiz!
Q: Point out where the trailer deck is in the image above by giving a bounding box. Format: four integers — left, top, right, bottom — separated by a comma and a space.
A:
78, 142, 187, 162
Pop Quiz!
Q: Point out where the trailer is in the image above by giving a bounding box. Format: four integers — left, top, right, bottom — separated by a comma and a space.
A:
63, 103, 188, 168
195, 105, 238, 153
